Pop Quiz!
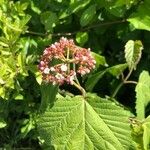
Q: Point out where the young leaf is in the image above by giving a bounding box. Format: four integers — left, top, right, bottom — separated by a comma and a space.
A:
135, 71, 150, 120
38, 94, 134, 149
124, 40, 143, 70
40, 82, 58, 113
80, 4, 96, 27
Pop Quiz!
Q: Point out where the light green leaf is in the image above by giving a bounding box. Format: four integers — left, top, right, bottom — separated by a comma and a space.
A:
0, 118, 6, 128
107, 63, 128, 77
127, 0, 150, 31
80, 4, 96, 27
40, 83, 58, 113
142, 116, 150, 150
124, 40, 143, 70
38, 94, 134, 150
76, 32, 88, 46
135, 71, 150, 120
91, 52, 108, 67
41, 11, 58, 32
85, 70, 106, 91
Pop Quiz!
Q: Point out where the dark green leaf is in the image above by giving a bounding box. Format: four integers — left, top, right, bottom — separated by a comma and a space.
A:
80, 4, 96, 27
40, 83, 58, 113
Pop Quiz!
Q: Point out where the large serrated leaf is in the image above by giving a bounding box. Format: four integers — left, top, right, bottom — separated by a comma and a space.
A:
38, 94, 134, 150
135, 71, 150, 120
124, 40, 143, 70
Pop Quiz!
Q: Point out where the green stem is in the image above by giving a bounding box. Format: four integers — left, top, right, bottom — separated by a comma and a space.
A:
112, 67, 134, 98
66, 48, 70, 73
73, 63, 81, 86
112, 82, 124, 98
72, 81, 86, 97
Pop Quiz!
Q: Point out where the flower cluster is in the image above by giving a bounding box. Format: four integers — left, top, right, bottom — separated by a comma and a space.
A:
38, 37, 96, 85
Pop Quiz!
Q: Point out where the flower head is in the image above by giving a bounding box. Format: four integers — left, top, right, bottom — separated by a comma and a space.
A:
38, 37, 96, 85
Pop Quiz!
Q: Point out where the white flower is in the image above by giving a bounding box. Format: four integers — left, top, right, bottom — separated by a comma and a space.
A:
50, 67, 55, 72
60, 64, 67, 72
69, 75, 75, 85
82, 56, 87, 61
43, 68, 50, 74
55, 73, 64, 80
51, 44, 56, 49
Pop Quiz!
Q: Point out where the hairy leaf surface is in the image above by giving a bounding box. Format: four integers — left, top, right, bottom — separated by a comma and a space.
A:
124, 40, 143, 70
38, 94, 134, 150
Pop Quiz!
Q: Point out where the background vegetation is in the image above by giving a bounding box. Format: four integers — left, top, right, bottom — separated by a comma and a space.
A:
0, 0, 150, 149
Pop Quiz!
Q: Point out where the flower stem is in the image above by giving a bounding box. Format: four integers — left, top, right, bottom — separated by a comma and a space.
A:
67, 48, 70, 73
72, 81, 86, 97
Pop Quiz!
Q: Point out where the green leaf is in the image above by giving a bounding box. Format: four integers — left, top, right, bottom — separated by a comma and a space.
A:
107, 63, 128, 77
127, 0, 150, 31
40, 83, 58, 113
0, 118, 6, 128
76, 32, 88, 46
40, 11, 58, 32
135, 71, 150, 120
85, 70, 106, 91
38, 94, 134, 150
80, 4, 96, 27
91, 52, 108, 67
124, 40, 143, 70
142, 116, 150, 150
59, 0, 91, 19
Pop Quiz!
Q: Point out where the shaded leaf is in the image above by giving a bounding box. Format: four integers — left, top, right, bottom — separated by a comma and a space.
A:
80, 4, 96, 27
85, 70, 106, 91
76, 32, 88, 46
40, 83, 58, 113
41, 11, 58, 32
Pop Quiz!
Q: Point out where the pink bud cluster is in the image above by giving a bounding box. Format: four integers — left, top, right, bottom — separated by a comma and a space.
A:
38, 37, 96, 85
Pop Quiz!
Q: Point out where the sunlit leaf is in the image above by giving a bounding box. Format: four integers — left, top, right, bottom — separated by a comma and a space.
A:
135, 71, 150, 120
38, 94, 134, 149
128, 0, 150, 31
124, 40, 143, 70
